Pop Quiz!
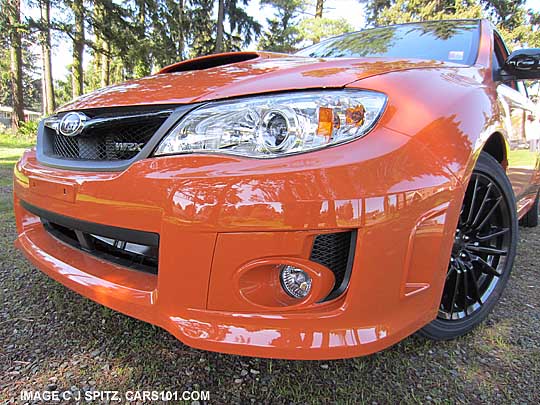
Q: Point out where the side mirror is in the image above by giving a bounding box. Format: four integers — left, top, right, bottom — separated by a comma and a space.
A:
504, 48, 540, 80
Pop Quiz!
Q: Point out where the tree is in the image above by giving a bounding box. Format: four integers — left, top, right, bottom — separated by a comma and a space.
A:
88, 0, 142, 87
485, 2, 540, 48
358, 0, 393, 25
312, 0, 324, 42
39, 0, 55, 114
213, 0, 261, 53
216, 0, 225, 52
315, 0, 323, 18
70, 0, 85, 98
258, 0, 305, 52
189, 0, 215, 57
6, 0, 25, 130
147, 0, 191, 67
376, 0, 483, 26
481, 0, 526, 31
299, 16, 353, 45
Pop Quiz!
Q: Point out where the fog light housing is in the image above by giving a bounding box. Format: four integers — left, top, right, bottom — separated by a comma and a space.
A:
280, 265, 312, 299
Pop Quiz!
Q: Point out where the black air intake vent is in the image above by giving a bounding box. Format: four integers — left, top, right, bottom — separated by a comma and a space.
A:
21, 201, 159, 275
310, 231, 356, 301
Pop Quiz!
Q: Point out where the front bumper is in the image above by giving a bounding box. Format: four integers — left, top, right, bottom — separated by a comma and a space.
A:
13, 127, 463, 359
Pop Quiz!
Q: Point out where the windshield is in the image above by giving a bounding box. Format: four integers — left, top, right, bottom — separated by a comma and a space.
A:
295, 20, 481, 65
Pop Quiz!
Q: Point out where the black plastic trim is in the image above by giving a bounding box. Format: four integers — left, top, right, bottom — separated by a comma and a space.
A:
316, 230, 357, 302
41, 221, 158, 274
21, 200, 159, 247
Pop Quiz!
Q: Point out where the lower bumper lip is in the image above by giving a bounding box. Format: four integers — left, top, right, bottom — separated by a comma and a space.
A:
15, 222, 413, 360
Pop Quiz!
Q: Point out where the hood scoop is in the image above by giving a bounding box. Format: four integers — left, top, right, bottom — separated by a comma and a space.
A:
158, 52, 262, 74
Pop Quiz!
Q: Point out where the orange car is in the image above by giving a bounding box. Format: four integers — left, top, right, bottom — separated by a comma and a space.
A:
13, 19, 540, 359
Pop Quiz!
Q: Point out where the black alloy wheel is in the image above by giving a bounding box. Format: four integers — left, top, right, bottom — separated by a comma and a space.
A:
420, 152, 518, 340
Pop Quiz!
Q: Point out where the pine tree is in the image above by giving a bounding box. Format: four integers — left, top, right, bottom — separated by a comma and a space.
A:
315, 0, 323, 18
6, 0, 25, 129
39, 0, 55, 114
189, 0, 215, 57
214, 0, 261, 53
216, 0, 225, 52
70, 0, 85, 98
258, 0, 305, 53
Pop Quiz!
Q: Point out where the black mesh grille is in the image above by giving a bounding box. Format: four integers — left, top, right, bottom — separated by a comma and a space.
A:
50, 117, 167, 161
310, 231, 355, 299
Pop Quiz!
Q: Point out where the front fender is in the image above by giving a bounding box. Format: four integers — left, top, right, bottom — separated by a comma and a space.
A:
347, 67, 506, 186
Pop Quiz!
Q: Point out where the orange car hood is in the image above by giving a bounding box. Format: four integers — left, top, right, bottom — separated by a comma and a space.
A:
58, 52, 453, 111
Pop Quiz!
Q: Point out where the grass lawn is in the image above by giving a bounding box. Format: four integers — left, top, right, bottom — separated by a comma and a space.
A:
0, 132, 35, 176
0, 133, 36, 211
0, 136, 539, 403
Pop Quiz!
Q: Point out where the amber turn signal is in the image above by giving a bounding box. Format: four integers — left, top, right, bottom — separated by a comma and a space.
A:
317, 107, 334, 138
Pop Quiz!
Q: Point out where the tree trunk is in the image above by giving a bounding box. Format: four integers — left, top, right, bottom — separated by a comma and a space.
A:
315, 0, 324, 18
94, 38, 102, 89
72, 0, 85, 98
93, 1, 103, 89
40, 0, 55, 114
215, 0, 225, 53
178, 0, 184, 60
133, 0, 149, 77
313, 0, 324, 43
8, 0, 25, 130
101, 42, 110, 87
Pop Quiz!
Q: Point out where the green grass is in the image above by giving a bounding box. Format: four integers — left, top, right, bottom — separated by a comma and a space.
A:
508, 149, 537, 168
0, 132, 34, 210
0, 131, 37, 149
0, 132, 35, 171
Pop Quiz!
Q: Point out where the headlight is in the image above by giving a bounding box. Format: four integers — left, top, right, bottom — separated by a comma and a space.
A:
154, 90, 387, 158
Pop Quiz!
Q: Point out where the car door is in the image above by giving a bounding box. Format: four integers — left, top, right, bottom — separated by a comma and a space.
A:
493, 32, 539, 207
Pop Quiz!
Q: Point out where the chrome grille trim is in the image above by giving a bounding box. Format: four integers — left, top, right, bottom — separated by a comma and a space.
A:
43, 109, 173, 134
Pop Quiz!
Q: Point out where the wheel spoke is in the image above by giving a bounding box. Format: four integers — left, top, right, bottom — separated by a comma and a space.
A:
470, 183, 492, 229
472, 254, 501, 277
447, 263, 457, 280
474, 196, 502, 231
449, 270, 461, 318
457, 261, 469, 315
466, 176, 480, 225
469, 266, 483, 305
466, 245, 507, 256
476, 227, 509, 242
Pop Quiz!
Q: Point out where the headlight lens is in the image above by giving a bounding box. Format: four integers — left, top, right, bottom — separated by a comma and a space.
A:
154, 90, 387, 158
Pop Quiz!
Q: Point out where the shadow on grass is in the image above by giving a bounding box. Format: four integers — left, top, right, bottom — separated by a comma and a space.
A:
0, 156, 22, 169
0, 140, 35, 149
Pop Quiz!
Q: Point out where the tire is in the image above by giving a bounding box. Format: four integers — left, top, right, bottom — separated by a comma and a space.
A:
519, 191, 539, 228
420, 152, 518, 340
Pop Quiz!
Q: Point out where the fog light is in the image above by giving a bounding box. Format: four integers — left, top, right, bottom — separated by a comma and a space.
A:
280, 265, 312, 299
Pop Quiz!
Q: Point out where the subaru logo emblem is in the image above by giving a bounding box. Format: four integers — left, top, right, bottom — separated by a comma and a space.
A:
58, 112, 87, 137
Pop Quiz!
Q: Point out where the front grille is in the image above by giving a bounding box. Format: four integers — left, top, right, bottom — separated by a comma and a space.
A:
21, 201, 159, 275
45, 108, 172, 161
52, 119, 165, 160
310, 231, 356, 300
